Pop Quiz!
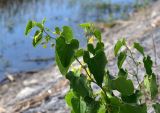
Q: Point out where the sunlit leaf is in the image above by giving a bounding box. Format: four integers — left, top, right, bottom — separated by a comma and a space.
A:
65, 90, 76, 107
134, 42, 144, 56
25, 20, 34, 35
55, 37, 79, 75
55, 27, 61, 35
94, 29, 101, 42
117, 52, 127, 69
144, 74, 158, 99
34, 22, 43, 29
43, 44, 47, 48
114, 40, 123, 56
42, 18, 46, 25
32, 30, 42, 47
79, 23, 91, 28
71, 97, 86, 113
62, 26, 74, 43
75, 49, 84, 58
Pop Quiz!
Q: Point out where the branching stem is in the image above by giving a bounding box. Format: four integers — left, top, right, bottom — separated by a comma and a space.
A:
74, 56, 108, 99
44, 29, 56, 40
126, 45, 142, 90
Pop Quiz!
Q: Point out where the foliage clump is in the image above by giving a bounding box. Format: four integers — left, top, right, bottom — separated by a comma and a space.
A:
25, 19, 160, 113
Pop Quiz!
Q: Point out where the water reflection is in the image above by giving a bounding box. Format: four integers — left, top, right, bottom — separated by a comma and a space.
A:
0, 0, 153, 80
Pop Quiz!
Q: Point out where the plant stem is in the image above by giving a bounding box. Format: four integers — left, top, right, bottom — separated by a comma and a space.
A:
74, 56, 108, 98
126, 45, 142, 90
126, 45, 143, 104
74, 56, 93, 80
44, 29, 56, 40
152, 36, 157, 66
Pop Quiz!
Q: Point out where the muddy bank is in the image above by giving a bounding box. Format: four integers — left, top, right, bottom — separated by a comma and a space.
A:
0, 66, 69, 113
1, 1, 160, 113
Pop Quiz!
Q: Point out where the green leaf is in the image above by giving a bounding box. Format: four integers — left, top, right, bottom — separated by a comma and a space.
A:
43, 44, 47, 48
71, 97, 86, 113
61, 26, 74, 43
71, 97, 103, 113
55, 27, 61, 35
32, 30, 42, 47
117, 52, 127, 69
109, 96, 122, 106
83, 51, 90, 63
120, 103, 147, 113
121, 90, 140, 103
85, 50, 107, 86
34, 22, 43, 29
122, 38, 126, 45
143, 56, 153, 75
55, 37, 79, 75
87, 44, 95, 55
153, 103, 160, 113
68, 93, 102, 113
95, 42, 104, 52
105, 96, 121, 113
25, 20, 34, 35
79, 23, 91, 28
45, 35, 51, 43
84, 97, 100, 113
98, 105, 106, 113
104, 71, 114, 91
51, 43, 55, 47
94, 29, 101, 42
65, 90, 75, 107
66, 71, 92, 97
75, 49, 84, 58
87, 42, 104, 55
118, 68, 128, 79
134, 42, 144, 56
144, 74, 158, 99
111, 76, 134, 96
42, 18, 46, 25
114, 40, 123, 56
55, 50, 69, 75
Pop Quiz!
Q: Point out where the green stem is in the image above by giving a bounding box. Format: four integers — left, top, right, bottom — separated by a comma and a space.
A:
126, 46, 141, 86
44, 29, 56, 40
126, 45, 143, 104
74, 56, 108, 99
74, 56, 92, 80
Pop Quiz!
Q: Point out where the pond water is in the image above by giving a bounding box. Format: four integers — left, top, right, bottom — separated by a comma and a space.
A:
0, 0, 152, 80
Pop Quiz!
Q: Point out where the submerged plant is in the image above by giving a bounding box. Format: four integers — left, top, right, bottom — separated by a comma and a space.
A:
25, 19, 160, 113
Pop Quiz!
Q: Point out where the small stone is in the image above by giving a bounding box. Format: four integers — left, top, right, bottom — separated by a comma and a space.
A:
23, 79, 38, 86
16, 87, 40, 100
47, 90, 52, 94
151, 11, 157, 18
7, 74, 15, 82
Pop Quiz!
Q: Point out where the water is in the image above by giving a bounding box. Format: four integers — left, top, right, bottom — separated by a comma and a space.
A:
0, 0, 151, 80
